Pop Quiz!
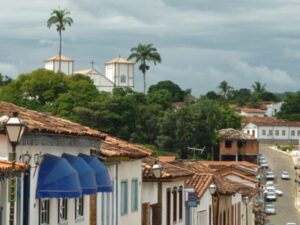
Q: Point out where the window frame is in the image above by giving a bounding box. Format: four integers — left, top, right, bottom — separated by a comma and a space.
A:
121, 180, 128, 215
131, 179, 138, 212
120, 74, 127, 83
75, 197, 84, 220
39, 199, 50, 225
58, 198, 68, 224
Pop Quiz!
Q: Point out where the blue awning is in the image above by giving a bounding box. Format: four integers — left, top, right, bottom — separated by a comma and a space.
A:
78, 153, 112, 192
36, 154, 82, 198
62, 153, 97, 195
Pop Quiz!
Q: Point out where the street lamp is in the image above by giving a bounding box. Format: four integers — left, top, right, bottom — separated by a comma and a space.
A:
5, 112, 25, 225
152, 161, 162, 225
209, 183, 218, 225
244, 196, 249, 225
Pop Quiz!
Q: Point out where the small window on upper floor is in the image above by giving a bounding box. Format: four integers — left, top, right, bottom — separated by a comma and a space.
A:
120, 75, 126, 83
262, 130, 266, 136
225, 139, 232, 148
291, 130, 295, 136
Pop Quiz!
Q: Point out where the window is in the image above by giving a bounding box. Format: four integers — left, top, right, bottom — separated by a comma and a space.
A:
178, 186, 183, 220
262, 130, 266, 135
75, 197, 84, 219
282, 130, 286, 136
298, 130, 300, 136
120, 75, 126, 83
225, 139, 232, 148
131, 179, 138, 212
252, 130, 255, 137
58, 199, 68, 223
121, 180, 128, 215
166, 188, 171, 225
268, 130, 273, 136
275, 130, 279, 136
291, 130, 295, 136
173, 187, 177, 222
39, 199, 50, 225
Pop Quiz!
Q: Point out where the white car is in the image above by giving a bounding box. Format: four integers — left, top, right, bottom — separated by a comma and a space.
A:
265, 191, 277, 201
266, 171, 275, 180
281, 171, 290, 180
260, 162, 269, 169
265, 204, 276, 215
275, 189, 283, 196
286, 223, 296, 225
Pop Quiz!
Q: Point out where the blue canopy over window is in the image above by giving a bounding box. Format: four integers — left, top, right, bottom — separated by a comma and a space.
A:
78, 153, 112, 192
36, 154, 82, 198
62, 153, 97, 195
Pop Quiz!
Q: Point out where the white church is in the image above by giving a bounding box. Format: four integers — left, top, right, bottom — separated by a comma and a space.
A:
44, 55, 135, 93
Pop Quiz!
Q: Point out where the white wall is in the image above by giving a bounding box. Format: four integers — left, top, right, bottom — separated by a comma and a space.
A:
189, 189, 212, 225
265, 102, 283, 117
240, 112, 265, 117
105, 63, 134, 88
45, 61, 74, 75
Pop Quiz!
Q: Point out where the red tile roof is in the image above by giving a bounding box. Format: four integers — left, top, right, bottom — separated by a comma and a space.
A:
243, 116, 300, 127
0, 160, 27, 178
142, 157, 193, 180
157, 156, 176, 163
218, 128, 256, 140
241, 108, 265, 114
220, 171, 259, 184
185, 173, 213, 198
200, 161, 258, 170
0, 101, 106, 139
97, 135, 152, 159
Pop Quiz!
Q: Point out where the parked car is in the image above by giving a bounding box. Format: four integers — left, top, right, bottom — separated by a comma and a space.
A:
265, 191, 277, 201
275, 189, 283, 196
281, 171, 290, 180
266, 171, 275, 180
260, 162, 269, 169
286, 223, 296, 225
264, 204, 276, 214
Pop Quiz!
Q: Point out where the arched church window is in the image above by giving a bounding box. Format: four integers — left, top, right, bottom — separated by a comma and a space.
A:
120, 75, 126, 83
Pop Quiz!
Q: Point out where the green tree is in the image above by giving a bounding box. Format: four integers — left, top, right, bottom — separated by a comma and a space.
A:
47, 8, 73, 72
252, 81, 266, 95
128, 43, 161, 94
277, 92, 300, 121
0, 73, 12, 86
148, 80, 185, 102
217, 81, 233, 100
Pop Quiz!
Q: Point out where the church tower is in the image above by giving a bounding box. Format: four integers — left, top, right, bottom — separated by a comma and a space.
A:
44, 55, 74, 75
105, 56, 134, 89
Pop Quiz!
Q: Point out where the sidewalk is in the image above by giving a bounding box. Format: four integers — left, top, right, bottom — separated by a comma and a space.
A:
268, 145, 300, 213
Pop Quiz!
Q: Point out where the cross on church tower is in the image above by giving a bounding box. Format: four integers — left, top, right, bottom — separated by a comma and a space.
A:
90, 60, 95, 69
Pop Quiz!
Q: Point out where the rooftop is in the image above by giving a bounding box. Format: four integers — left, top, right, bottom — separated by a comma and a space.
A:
243, 116, 300, 127
45, 55, 74, 62
218, 128, 257, 140
241, 108, 266, 114
105, 56, 134, 65
0, 160, 27, 179
0, 101, 106, 139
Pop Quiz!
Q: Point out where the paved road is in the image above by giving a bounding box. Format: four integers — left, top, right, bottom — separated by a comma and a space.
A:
260, 144, 300, 225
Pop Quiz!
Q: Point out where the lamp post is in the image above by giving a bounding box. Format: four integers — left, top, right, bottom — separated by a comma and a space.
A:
152, 161, 162, 225
5, 112, 25, 225
209, 183, 218, 225
244, 196, 249, 225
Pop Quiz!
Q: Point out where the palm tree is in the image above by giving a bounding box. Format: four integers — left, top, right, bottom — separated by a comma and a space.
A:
252, 81, 266, 94
47, 8, 73, 72
217, 80, 233, 99
128, 43, 161, 94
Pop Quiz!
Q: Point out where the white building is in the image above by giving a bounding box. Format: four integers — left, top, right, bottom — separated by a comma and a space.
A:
240, 108, 266, 117
142, 157, 193, 225
0, 101, 111, 225
263, 101, 283, 117
242, 117, 300, 143
44, 55, 74, 75
92, 134, 152, 225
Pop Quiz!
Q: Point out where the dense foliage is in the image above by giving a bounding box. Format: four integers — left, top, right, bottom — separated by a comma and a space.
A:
0, 69, 242, 159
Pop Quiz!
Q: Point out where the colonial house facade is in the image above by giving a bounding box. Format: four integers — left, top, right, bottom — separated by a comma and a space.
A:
0, 101, 111, 225
142, 157, 193, 225
242, 117, 300, 143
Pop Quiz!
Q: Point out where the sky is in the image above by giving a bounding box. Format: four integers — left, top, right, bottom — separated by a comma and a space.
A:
1, 0, 300, 96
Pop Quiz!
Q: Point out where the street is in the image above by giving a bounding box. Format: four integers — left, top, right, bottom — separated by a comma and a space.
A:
260, 144, 300, 225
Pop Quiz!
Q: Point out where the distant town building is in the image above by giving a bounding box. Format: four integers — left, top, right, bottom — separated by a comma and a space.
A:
242, 117, 300, 143
44, 55, 74, 75
262, 101, 283, 117
240, 108, 266, 117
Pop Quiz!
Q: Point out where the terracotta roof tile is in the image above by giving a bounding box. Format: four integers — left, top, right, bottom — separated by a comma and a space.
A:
0, 101, 106, 139
185, 173, 213, 198
200, 161, 258, 170
157, 156, 176, 163
0, 160, 27, 179
242, 116, 300, 127
98, 134, 152, 159
218, 128, 256, 140
142, 157, 193, 180
241, 108, 265, 114
220, 171, 259, 184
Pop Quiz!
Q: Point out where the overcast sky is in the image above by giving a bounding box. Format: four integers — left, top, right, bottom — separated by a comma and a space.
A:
1, 0, 300, 96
